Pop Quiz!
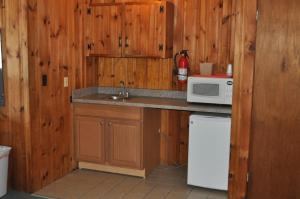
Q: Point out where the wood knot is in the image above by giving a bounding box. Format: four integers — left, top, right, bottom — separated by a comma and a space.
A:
60, 65, 68, 71
219, 1, 223, 8
20, 106, 25, 112
42, 171, 49, 180
43, 16, 50, 25
27, 2, 37, 12
222, 15, 230, 24
248, 41, 256, 52
281, 58, 289, 72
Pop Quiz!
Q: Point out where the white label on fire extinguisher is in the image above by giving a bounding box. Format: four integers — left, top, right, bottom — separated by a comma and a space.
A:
178, 75, 187, 81
178, 68, 188, 76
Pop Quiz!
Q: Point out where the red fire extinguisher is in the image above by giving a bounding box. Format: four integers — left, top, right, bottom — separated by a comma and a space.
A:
174, 50, 189, 84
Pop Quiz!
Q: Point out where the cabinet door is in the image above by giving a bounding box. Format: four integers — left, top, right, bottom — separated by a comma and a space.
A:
89, 5, 123, 56
76, 116, 105, 163
107, 120, 142, 169
123, 2, 166, 57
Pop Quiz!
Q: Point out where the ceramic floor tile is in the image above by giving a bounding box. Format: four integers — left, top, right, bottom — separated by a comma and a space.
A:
100, 176, 143, 199
79, 174, 127, 199
207, 190, 228, 199
187, 188, 211, 199
145, 175, 187, 186
59, 169, 109, 184
35, 167, 228, 199
122, 181, 156, 199
143, 184, 174, 199
165, 185, 192, 199
35, 179, 96, 199
151, 166, 187, 176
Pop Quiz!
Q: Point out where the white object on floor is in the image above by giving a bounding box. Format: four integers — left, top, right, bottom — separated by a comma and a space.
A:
188, 114, 231, 191
0, 146, 12, 198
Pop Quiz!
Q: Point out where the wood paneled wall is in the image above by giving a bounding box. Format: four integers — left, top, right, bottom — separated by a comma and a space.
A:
249, 0, 300, 198
27, 0, 80, 191
0, 0, 31, 191
0, 0, 82, 192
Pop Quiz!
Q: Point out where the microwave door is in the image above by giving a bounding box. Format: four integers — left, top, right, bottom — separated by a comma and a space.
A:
190, 82, 226, 104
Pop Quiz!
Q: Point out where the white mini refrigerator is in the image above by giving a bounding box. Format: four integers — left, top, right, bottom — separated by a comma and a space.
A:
188, 114, 231, 191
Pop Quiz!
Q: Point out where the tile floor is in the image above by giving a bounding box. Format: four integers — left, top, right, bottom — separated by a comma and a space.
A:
2, 190, 44, 199
34, 166, 227, 199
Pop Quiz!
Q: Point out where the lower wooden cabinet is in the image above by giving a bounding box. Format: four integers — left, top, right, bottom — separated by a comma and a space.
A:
76, 116, 106, 164
107, 120, 142, 169
74, 104, 160, 177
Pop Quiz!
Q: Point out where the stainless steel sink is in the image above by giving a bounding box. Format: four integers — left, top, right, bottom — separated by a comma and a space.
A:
106, 95, 130, 101
108, 95, 124, 100
106, 82, 130, 101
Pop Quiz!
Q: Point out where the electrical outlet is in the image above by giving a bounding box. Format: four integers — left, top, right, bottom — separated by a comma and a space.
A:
64, 77, 69, 87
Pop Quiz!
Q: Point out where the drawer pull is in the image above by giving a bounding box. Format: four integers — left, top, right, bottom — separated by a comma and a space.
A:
125, 37, 129, 47
118, 36, 122, 47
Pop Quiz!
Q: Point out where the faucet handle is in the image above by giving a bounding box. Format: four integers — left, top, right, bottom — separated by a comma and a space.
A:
124, 91, 129, 98
120, 80, 125, 87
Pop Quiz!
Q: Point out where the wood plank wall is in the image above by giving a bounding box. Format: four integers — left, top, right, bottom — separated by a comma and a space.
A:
229, 0, 257, 198
249, 0, 300, 198
0, 0, 31, 191
83, 0, 236, 166
26, 0, 80, 191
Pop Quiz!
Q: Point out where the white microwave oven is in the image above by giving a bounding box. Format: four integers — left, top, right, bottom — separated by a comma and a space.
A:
187, 76, 233, 105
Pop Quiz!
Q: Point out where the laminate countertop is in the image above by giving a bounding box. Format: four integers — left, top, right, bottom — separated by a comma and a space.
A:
72, 88, 232, 114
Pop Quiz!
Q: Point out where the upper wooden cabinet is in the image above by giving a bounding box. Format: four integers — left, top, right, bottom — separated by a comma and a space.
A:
85, 1, 174, 58
86, 4, 123, 57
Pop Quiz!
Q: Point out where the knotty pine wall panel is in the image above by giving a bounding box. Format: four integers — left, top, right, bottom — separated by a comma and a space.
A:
0, 0, 31, 191
27, 0, 80, 191
248, 0, 300, 198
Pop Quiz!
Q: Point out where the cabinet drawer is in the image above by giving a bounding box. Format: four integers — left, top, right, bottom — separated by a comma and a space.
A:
74, 104, 142, 121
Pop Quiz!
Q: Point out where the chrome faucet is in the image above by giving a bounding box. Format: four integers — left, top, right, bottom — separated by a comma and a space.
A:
119, 81, 129, 99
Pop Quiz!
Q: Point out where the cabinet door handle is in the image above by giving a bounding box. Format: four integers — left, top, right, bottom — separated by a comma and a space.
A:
100, 121, 104, 126
125, 36, 129, 48
118, 36, 122, 47
108, 122, 112, 126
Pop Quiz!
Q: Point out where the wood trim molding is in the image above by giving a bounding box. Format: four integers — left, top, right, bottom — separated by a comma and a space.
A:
228, 0, 257, 199
79, 162, 146, 178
